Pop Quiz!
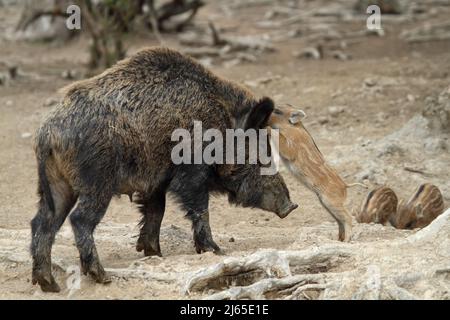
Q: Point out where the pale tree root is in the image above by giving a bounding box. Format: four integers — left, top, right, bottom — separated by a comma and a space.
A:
205, 274, 326, 300
184, 209, 450, 300
183, 244, 352, 295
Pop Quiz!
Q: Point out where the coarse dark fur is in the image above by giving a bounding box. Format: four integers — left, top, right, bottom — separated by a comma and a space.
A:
31, 47, 296, 292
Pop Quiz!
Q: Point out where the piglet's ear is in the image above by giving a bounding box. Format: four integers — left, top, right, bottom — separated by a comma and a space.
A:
289, 110, 307, 125
244, 97, 274, 130
415, 204, 424, 218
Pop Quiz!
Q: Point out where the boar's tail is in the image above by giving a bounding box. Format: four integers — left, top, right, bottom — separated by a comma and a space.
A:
36, 144, 55, 213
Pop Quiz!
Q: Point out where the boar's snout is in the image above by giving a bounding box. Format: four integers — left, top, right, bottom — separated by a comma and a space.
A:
277, 202, 298, 219
257, 173, 298, 219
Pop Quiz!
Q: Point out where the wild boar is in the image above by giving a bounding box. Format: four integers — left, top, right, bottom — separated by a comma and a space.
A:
355, 186, 398, 225
31, 47, 297, 292
392, 183, 445, 229
267, 104, 366, 241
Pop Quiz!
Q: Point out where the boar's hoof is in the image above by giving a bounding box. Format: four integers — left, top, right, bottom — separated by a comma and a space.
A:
194, 239, 221, 255
136, 239, 162, 257
32, 270, 61, 293
82, 262, 111, 284
90, 270, 112, 284
143, 247, 162, 257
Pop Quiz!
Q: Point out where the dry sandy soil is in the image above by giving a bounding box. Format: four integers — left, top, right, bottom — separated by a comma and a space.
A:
0, 0, 449, 299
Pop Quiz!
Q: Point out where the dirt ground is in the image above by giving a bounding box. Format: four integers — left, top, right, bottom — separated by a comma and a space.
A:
0, 0, 449, 299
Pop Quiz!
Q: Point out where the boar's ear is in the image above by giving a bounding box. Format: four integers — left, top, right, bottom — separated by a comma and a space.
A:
244, 97, 274, 130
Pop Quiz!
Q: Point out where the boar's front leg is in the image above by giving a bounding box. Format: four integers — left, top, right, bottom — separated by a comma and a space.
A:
187, 209, 221, 254
170, 165, 221, 254
136, 190, 166, 257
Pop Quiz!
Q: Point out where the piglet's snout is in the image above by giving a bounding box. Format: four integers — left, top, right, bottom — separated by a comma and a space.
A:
277, 202, 298, 219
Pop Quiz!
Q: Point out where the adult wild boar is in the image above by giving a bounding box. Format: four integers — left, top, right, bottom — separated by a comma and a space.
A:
31, 47, 297, 292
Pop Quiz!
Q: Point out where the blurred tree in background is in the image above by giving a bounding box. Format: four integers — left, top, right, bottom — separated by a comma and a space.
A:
16, 0, 204, 71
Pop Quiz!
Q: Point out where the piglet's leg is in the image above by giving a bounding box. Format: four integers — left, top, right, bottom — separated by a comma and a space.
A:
318, 196, 352, 242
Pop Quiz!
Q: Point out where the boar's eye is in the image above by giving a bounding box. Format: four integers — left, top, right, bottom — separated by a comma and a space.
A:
273, 108, 283, 115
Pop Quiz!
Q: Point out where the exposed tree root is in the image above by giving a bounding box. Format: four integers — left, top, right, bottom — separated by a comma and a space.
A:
105, 268, 178, 283
184, 209, 450, 300
183, 245, 352, 294
205, 274, 325, 300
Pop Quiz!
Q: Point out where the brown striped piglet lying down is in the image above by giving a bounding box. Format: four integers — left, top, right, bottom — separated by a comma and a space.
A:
391, 183, 445, 229
267, 104, 366, 242
355, 186, 398, 225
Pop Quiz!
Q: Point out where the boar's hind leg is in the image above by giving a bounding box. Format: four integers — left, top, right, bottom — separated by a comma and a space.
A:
69, 192, 112, 284
318, 197, 352, 242
31, 179, 77, 293
136, 190, 166, 257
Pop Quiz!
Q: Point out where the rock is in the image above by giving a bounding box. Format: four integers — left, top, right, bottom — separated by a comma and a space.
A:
423, 87, 450, 133
44, 97, 59, 107
356, 166, 387, 185
244, 76, 281, 88
376, 112, 388, 122
293, 47, 322, 60
377, 143, 404, 157
423, 137, 448, 153
229, 237, 235, 243
364, 78, 377, 87
287, 29, 302, 38
361, 139, 372, 147
328, 106, 345, 117
332, 51, 352, 61
5, 100, 13, 107
198, 57, 213, 68
303, 86, 317, 93
406, 94, 415, 102
318, 116, 329, 125
61, 70, 78, 80
222, 58, 242, 68
21, 132, 32, 139
366, 29, 385, 37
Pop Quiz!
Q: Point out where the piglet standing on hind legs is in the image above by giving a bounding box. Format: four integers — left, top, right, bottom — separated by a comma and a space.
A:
267, 104, 366, 241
